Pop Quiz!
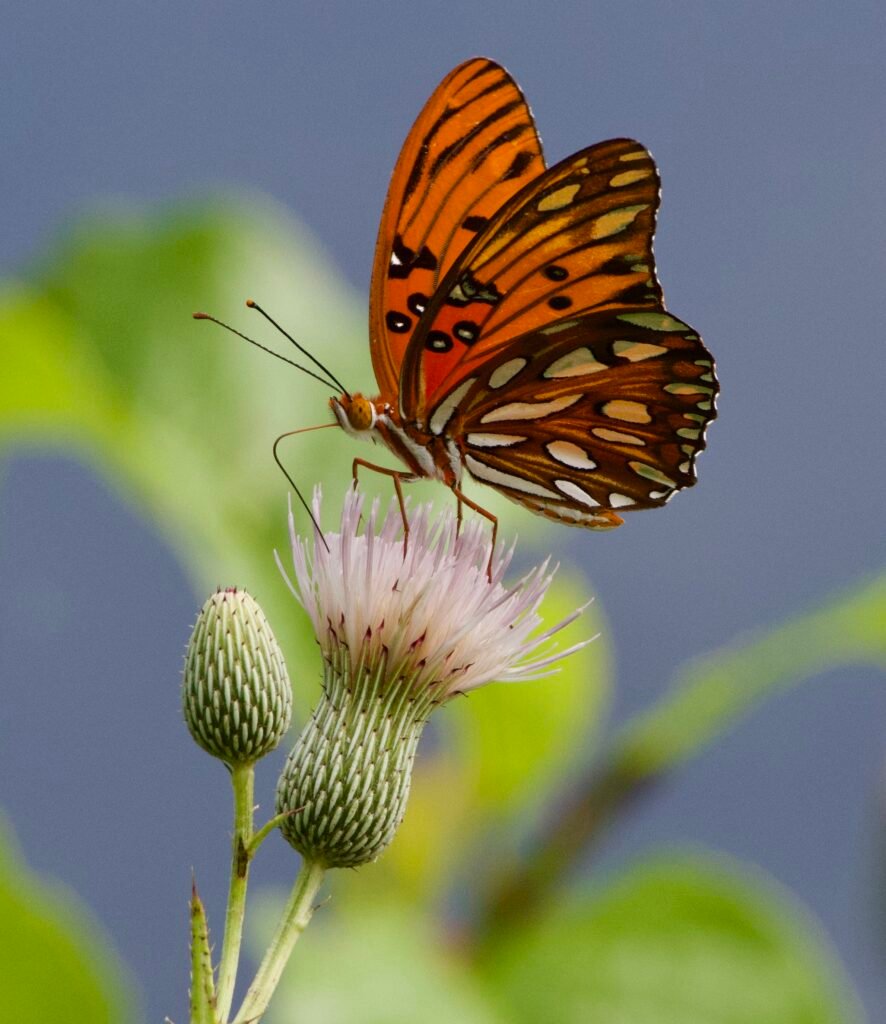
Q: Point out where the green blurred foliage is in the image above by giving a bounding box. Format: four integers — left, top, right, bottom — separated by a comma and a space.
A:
2, 199, 881, 1020
0, 826, 136, 1022
482, 855, 863, 1024
256, 894, 505, 1024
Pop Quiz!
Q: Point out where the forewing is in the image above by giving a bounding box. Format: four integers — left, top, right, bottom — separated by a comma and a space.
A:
424, 310, 717, 526
369, 58, 544, 403
402, 138, 664, 418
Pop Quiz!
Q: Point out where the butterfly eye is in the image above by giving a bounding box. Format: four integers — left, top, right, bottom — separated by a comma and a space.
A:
348, 395, 376, 432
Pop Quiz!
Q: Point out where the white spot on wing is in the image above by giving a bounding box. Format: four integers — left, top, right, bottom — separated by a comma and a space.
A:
544, 347, 606, 377
593, 427, 645, 446
480, 394, 581, 424
466, 433, 527, 448
628, 461, 676, 487
612, 339, 667, 362
609, 493, 635, 508
429, 377, 477, 436
465, 455, 560, 499
489, 358, 527, 389
546, 440, 597, 470
555, 479, 600, 507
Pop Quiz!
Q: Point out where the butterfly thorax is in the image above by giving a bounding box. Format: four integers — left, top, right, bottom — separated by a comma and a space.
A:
330, 393, 462, 486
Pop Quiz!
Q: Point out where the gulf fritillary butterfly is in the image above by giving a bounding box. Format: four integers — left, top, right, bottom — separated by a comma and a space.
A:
199, 57, 718, 545
330, 57, 717, 541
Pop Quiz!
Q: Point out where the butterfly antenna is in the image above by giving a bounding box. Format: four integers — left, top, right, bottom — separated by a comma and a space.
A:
192, 311, 340, 391
273, 424, 338, 552
246, 299, 351, 399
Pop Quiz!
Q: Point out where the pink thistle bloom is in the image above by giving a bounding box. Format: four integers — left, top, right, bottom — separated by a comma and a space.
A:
277, 487, 590, 700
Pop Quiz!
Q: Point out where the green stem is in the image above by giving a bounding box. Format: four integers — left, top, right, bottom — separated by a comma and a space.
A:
248, 810, 296, 858
232, 858, 326, 1024
216, 763, 255, 1022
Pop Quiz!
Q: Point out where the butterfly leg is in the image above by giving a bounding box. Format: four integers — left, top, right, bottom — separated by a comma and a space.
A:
352, 458, 417, 554
451, 485, 497, 581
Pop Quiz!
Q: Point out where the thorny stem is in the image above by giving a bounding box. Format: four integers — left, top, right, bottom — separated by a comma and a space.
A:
232, 857, 326, 1024
216, 764, 255, 1022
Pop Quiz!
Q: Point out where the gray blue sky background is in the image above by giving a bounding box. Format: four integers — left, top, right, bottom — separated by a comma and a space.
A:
2, 3, 885, 1021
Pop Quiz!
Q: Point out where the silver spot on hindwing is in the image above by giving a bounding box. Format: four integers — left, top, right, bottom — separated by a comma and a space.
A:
429, 377, 477, 436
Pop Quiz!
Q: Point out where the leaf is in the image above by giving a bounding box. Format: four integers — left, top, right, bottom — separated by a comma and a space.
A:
482, 855, 862, 1024
0, 825, 137, 1022
1, 198, 370, 703
189, 881, 217, 1024
255, 896, 504, 1024
614, 571, 886, 779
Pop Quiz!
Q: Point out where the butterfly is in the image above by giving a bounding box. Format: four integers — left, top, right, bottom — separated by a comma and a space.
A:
197, 57, 717, 547
324, 57, 717, 545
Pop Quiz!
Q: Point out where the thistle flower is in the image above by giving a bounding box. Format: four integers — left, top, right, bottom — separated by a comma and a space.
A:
183, 588, 292, 766
275, 488, 589, 868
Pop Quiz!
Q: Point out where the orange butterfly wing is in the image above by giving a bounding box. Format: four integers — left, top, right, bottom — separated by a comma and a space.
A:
399, 138, 667, 418
421, 310, 717, 526
369, 58, 544, 405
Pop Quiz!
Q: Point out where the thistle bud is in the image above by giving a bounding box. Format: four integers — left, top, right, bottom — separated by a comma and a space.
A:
276, 647, 431, 868
183, 588, 292, 765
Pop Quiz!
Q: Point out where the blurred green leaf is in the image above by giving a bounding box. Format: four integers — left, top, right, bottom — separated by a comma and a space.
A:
0, 826, 137, 1022
257, 895, 504, 1024
2, 198, 373, 702
615, 571, 886, 779
483, 855, 862, 1024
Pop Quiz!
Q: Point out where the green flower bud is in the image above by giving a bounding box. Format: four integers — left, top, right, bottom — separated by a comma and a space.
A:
183, 588, 292, 765
275, 647, 433, 868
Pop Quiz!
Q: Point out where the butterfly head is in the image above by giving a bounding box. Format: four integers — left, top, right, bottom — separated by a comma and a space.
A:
331, 392, 384, 438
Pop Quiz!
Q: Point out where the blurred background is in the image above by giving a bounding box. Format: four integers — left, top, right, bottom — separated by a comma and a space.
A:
1, 3, 884, 1022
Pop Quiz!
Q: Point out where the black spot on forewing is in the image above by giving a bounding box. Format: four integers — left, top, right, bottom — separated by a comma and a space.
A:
385, 310, 412, 334
454, 321, 480, 345
408, 292, 429, 315
426, 331, 453, 353
502, 148, 536, 181
548, 295, 573, 311
388, 235, 439, 280
544, 264, 569, 281
462, 215, 489, 233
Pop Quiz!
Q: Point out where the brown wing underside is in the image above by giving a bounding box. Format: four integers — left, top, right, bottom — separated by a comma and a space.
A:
426, 310, 718, 524
369, 57, 544, 404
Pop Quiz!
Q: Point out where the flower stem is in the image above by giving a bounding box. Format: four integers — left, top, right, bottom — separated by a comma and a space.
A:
232, 858, 326, 1024
216, 763, 255, 1022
